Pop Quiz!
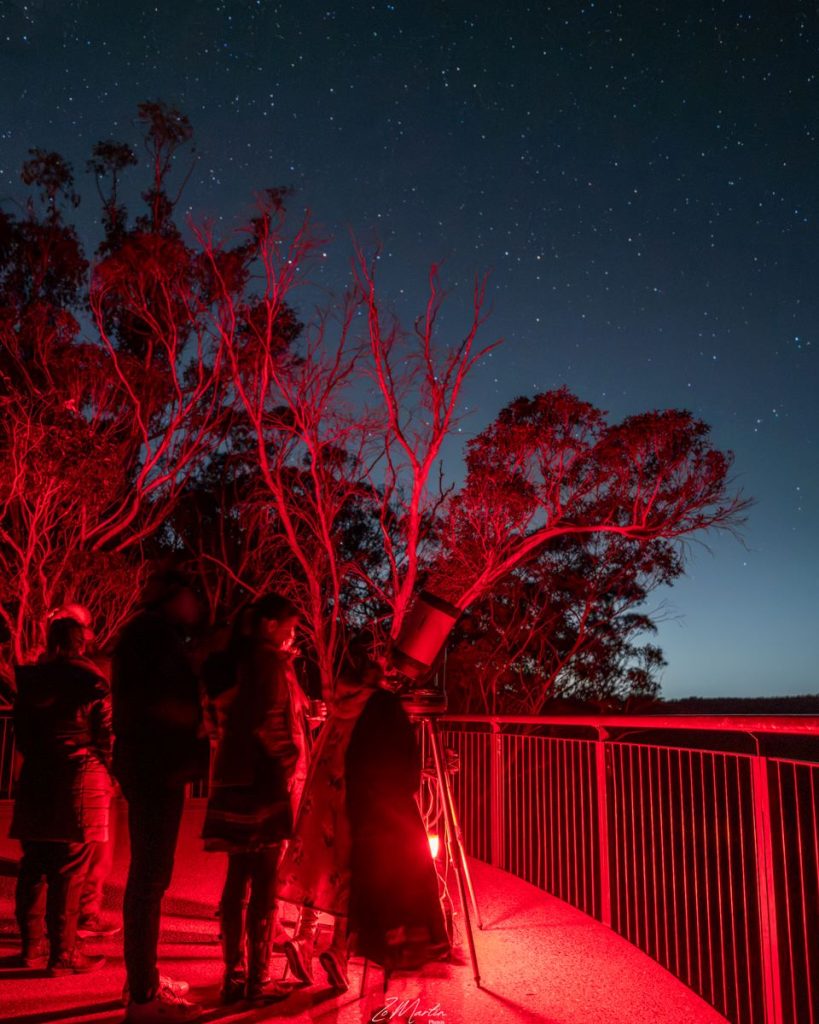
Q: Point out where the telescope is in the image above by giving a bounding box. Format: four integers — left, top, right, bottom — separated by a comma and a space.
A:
390, 590, 461, 716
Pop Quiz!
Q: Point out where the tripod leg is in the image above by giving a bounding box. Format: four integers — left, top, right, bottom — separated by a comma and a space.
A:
430, 720, 483, 929
427, 720, 481, 987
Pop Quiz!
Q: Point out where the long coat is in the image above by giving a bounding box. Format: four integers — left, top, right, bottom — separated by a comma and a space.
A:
10, 657, 112, 843
201, 644, 298, 853
345, 689, 450, 969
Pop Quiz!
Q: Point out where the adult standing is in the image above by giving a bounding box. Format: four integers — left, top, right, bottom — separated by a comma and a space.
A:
47, 602, 120, 940
10, 618, 111, 975
345, 668, 450, 974
202, 594, 302, 1005
111, 570, 209, 1023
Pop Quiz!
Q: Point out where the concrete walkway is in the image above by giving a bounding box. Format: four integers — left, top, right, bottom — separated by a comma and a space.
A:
0, 802, 726, 1024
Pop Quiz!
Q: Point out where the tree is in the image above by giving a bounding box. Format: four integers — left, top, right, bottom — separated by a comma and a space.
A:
445, 533, 678, 714
435, 390, 747, 610
0, 106, 248, 683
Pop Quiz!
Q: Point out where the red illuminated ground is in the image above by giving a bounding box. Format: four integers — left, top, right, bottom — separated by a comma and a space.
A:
0, 802, 726, 1024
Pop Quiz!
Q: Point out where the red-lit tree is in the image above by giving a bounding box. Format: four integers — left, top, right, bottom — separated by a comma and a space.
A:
444, 533, 678, 714
428, 389, 746, 709
0, 106, 247, 684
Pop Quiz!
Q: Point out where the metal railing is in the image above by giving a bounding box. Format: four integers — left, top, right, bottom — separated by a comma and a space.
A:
2, 710, 816, 1022
441, 714, 819, 1024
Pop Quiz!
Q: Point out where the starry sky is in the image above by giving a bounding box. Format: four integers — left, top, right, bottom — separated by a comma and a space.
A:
1, 0, 817, 698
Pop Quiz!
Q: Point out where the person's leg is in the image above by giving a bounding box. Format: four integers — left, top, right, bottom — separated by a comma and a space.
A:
245, 845, 281, 1000
44, 841, 99, 969
283, 901, 320, 986
15, 842, 48, 964
318, 916, 349, 992
218, 852, 249, 1003
122, 784, 186, 1003
78, 827, 115, 930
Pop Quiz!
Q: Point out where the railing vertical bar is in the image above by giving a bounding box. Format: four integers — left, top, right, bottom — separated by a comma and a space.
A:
776, 762, 796, 1023
677, 750, 693, 989
526, 735, 533, 885
664, 746, 680, 980
576, 741, 585, 910
629, 743, 640, 946
570, 740, 578, 906
737, 757, 757, 1024
489, 725, 502, 868
651, 745, 663, 966
637, 744, 646, 950
752, 753, 784, 1024
611, 743, 623, 932
698, 751, 716, 1005
577, 740, 588, 915
536, 737, 544, 889
558, 739, 566, 900
711, 754, 728, 1018
560, 740, 567, 901
647, 743, 661, 962
722, 753, 742, 1024
791, 762, 814, 1024
634, 745, 646, 951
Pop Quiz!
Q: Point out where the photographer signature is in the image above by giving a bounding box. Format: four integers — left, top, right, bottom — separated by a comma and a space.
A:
371, 996, 446, 1022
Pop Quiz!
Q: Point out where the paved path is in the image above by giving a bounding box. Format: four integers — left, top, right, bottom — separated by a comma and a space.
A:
0, 802, 727, 1024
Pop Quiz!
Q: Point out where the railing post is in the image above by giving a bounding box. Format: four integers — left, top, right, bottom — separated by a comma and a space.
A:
751, 753, 784, 1024
490, 721, 504, 869
595, 727, 611, 928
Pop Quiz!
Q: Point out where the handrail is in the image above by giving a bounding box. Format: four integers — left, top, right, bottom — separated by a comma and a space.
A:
440, 713, 819, 736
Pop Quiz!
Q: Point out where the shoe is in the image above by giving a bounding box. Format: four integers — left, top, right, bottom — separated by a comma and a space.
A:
283, 936, 314, 986
245, 977, 292, 1006
220, 968, 246, 1005
122, 976, 191, 1005
124, 987, 202, 1022
271, 919, 290, 953
20, 940, 49, 969
77, 914, 122, 938
318, 947, 348, 992
48, 950, 106, 976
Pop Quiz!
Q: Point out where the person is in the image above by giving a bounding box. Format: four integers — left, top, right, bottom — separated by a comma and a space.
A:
111, 570, 209, 1023
46, 603, 119, 941
277, 642, 448, 992
201, 594, 304, 1004
10, 617, 111, 975
345, 656, 450, 974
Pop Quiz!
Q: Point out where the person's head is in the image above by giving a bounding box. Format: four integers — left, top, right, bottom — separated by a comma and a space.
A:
340, 637, 385, 690
48, 602, 94, 646
139, 569, 202, 627
249, 593, 299, 650
46, 618, 86, 661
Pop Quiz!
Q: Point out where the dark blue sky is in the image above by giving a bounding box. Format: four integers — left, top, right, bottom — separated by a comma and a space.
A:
1, 1, 817, 697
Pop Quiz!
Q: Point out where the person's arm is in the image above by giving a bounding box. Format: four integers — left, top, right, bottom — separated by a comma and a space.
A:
87, 681, 113, 770
253, 651, 299, 773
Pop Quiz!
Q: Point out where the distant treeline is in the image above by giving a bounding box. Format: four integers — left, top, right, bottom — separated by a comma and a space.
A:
660, 694, 819, 714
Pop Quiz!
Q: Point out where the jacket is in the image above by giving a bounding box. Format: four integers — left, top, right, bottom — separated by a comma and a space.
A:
111, 611, 209, 788
202, 643, 298, 852
10, 657, 112, 843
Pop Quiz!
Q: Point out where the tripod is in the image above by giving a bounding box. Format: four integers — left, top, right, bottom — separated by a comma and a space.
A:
413, 712, 483, 987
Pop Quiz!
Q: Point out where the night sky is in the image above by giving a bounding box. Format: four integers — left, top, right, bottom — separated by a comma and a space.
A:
1, 1, 817, 698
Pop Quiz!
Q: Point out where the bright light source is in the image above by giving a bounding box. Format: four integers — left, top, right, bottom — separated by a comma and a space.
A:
428, 833, 440, 859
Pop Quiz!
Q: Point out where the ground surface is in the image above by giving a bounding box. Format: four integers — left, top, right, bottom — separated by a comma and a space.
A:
0, 801, 727, 1024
